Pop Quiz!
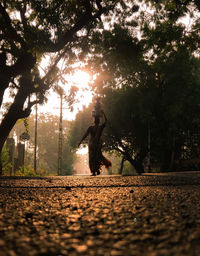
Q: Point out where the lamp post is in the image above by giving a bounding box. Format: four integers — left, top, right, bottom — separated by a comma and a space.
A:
58, 92, 63, 176
34, 103, 38, 173
54, 86, 67, 176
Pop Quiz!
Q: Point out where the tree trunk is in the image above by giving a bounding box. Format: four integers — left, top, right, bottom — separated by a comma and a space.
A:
119, 156, 125, 174
133, 160, 144, 174
0, 93, 28, 174
0, 110, 19, 174
120, 149, 146, 175
161, 135, 177, 172
169, 139, 175, 171
0, 154, 2, 175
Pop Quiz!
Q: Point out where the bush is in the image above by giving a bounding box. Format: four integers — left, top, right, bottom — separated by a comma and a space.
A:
15, 165, 39, 177
2, 147, 12, 175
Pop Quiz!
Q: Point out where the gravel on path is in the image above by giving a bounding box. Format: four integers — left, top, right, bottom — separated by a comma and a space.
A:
0, 173, 200, 256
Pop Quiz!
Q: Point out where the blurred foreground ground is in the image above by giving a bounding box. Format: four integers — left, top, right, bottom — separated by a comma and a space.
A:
0, 172, 200, 256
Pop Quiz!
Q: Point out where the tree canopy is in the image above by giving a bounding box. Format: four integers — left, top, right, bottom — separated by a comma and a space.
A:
70, 1, 200, 173
0, 0, 131, 173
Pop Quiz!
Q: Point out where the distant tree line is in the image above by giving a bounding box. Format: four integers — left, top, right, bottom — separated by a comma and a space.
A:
2, 114, 74, 176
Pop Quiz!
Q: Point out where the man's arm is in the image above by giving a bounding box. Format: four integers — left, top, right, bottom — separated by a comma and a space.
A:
78, 127, 90, 147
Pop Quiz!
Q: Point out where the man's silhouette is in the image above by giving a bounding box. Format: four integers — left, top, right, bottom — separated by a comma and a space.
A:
78, 111, 111, 176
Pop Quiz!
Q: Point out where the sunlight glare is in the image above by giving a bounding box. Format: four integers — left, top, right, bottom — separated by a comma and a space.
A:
72, 70, 91, 89
77, 146, 88, 155
37, 69, 93, 121
69, 70, 93, 114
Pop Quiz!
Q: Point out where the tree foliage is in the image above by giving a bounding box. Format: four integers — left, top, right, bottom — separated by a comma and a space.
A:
70, 1, 200, 173
0, 0, 130, 173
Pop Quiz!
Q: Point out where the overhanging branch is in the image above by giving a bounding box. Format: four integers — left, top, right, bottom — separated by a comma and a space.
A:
47, 5, 107, 52
0, 3, 26, 47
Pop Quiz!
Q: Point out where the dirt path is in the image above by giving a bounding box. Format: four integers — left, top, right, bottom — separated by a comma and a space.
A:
0, 173, 200, 256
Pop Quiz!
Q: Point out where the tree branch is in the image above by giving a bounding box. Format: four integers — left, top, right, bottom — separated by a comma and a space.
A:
18, 98, 43, 119
41, 45, 72, 85
0, 3, 26, 47
19, 2, 28, 32
47, 5, 107, 52
7, 52, 36, 78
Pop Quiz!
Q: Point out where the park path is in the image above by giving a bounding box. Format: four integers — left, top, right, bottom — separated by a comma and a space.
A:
0, 173, 200, 256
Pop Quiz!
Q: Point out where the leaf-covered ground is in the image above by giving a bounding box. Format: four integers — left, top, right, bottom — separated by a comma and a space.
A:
0, 173, 200, 256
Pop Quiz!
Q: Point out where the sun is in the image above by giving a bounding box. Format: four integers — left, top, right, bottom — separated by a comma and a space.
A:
69, 70, 93, 110
71, 70, 91, 89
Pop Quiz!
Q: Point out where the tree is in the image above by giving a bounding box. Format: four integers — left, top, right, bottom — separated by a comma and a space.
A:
70, 2, 200, 173
71, 48, 200, 173
139, 2, 200, 170
9, 113, 74, 175
0, 0, 121, 174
